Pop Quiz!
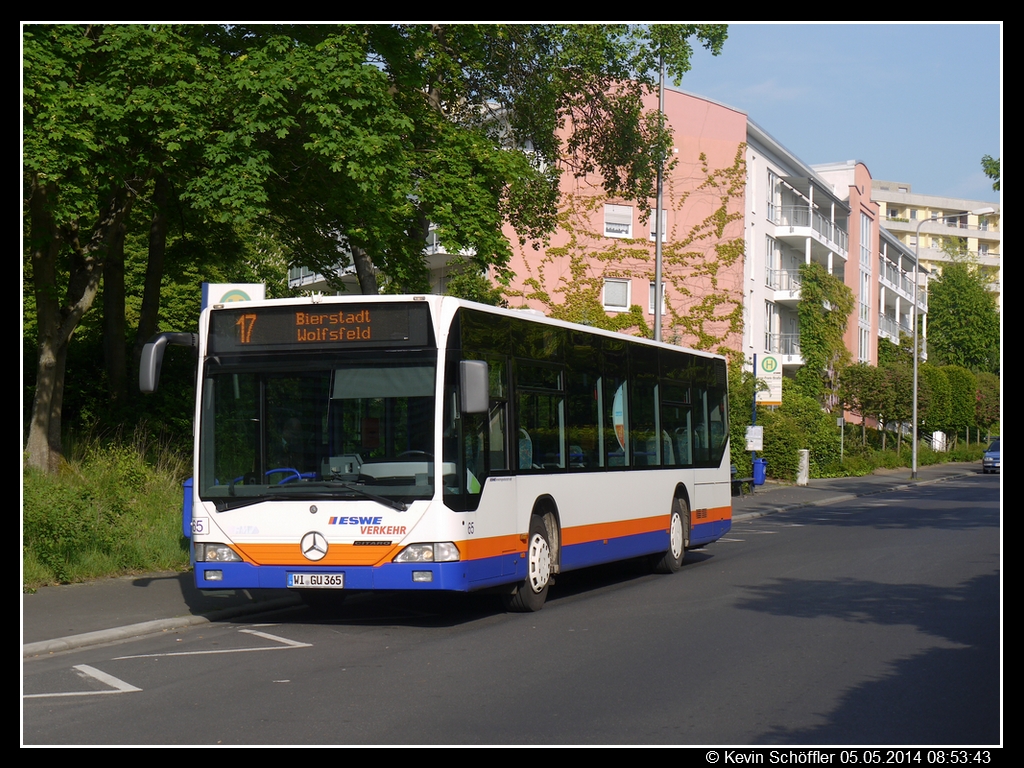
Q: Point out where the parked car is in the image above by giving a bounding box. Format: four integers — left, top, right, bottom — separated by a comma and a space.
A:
982, 439, 1000, 474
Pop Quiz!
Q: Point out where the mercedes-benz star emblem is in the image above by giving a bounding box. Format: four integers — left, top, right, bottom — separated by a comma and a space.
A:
300, 531, 328, 561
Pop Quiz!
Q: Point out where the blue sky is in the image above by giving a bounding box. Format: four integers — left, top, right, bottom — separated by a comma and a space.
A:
673, 23, 1001, 203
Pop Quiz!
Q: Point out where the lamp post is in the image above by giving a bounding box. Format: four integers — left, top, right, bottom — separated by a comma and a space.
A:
911, 205, 995, 479
654, 54, 665, 343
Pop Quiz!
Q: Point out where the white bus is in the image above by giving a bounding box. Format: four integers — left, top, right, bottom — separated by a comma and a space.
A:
141, 295, 732, 611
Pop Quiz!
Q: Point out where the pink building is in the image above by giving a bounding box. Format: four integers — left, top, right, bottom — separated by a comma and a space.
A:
502, 89, 748, 356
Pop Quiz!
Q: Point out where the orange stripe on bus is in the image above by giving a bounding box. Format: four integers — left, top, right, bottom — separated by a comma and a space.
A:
691, 505, 732, 524
228, 505, 731, 567
457, 534, 526, 560
233, 542, 401, 567
562, 515, 668, 546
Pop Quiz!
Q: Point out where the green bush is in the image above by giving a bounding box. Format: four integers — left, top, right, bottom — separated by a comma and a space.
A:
22, 431, 190, 589
756, 381, 842, 480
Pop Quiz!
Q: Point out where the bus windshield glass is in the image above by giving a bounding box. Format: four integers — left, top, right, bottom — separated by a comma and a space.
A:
198, 352, 437, 508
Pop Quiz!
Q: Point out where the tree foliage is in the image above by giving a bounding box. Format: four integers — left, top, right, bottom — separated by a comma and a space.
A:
981, 154, 1000, 192
24, 24, 730, 472
840, 363, 886, 444
926, 261, 999, 374
918, 363, 950, 435
974, 371, 1000, 435
942, 365, 976, 438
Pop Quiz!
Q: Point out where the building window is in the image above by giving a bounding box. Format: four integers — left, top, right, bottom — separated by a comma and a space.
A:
860, 213, 872, 267
603, 278, 630, 311
649, 209, 667, 242
764, 300, 779, 352
910, 209, 917, 220
604, 204, 633, 238
767, 171, 780, 223
649, 283, 667, 315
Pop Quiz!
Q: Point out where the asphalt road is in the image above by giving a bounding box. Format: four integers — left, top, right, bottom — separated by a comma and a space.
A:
22, 464, 1000, 746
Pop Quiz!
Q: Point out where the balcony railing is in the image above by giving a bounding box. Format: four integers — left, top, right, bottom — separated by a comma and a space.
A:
879, 311, 915, 338
766, 267, 802, 291
774, 206, 849, 252
765, 332, 801, 356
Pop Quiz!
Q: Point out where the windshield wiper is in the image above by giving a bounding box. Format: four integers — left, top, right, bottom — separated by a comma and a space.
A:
271, 480, 408, 512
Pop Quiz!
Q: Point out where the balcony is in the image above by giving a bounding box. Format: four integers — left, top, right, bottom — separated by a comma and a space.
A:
772, 205, 849, 262
765, 267, 803, 305
878, 257, 928, 312
764, 332, 803, 368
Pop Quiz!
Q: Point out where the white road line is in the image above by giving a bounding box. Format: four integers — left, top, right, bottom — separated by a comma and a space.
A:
114, 628, 311, 659
238, 628, 312, 647
23, 664, 141, 699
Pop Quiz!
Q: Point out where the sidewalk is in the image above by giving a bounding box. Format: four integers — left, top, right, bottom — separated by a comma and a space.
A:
23, 462, 983, 658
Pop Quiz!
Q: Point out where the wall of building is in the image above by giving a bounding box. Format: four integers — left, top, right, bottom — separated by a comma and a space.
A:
502, 89, 748, 355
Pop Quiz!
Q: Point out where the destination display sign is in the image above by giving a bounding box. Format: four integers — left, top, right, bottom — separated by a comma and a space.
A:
208, 303, 431, 353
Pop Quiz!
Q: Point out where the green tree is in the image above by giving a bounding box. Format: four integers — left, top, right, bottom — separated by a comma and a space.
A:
926, 261, 999, 374
974, 371, 999, 439
880, 361, 914, 452
942, 365, 976, 448
918, 363, 950, 437
24, 24, 730, 472
981, 154, 1000, 192
840, 363, 886, 445
796, 262, 855, 411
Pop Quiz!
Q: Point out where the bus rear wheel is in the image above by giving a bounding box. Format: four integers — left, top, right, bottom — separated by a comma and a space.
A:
652, 497, 689, 574
505, 516, 552, 612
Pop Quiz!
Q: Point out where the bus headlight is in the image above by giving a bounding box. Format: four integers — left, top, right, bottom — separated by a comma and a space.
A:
394, 543, 460, 563
195, 543, 243, 562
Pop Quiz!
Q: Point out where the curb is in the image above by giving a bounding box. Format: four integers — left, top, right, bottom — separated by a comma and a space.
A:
23, 596, 300, 659
731, 469, 975, 521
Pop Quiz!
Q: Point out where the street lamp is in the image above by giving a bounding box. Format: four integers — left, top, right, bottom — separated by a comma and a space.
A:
911, 206, 995, 479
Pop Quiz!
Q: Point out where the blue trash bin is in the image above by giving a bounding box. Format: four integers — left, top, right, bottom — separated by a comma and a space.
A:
753, 458, 767, 486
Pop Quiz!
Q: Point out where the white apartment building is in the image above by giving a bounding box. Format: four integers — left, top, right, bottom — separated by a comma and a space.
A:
743, 122, 852, 373
871, 180, 1000, 305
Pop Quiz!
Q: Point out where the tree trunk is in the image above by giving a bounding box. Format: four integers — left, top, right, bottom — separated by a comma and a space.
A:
25, 179, 136, 473
352, 245, 378, 295
133, 174, 170, 373
26, 178, 62, 473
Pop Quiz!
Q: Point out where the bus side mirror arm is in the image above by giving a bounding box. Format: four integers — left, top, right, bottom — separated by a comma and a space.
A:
140, 332, 198, 393
459, 360, 490, 414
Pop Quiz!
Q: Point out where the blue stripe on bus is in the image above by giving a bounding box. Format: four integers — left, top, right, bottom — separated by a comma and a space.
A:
193, 520, 730, 592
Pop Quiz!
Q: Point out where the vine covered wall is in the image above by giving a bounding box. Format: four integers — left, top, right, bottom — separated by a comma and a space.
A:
502, 89, 749, 358
505, 145, 747, 356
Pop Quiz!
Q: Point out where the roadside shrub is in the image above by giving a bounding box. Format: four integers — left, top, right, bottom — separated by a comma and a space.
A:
22, 431, 189, 589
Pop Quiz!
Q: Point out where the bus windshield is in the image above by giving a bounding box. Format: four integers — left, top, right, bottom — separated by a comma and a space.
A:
198, 351, 437, 508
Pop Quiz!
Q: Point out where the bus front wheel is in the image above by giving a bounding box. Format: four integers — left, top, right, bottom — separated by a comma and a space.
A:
505, 516, 552, 612
652, 497, 689, 574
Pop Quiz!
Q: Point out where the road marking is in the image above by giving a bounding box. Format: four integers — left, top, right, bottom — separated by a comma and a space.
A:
239, 628, 311, 647
114, 628, 311, 659
24, 664, 142, 698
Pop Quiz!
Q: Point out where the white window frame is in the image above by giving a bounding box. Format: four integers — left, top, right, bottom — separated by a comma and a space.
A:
603, 278, 631, 311
648, 282, 667, 315
649, 208, 667, 242
604, 204, 633, 239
